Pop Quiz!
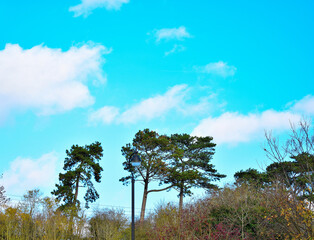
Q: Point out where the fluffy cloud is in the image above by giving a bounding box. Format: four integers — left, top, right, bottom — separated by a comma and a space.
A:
154, 26, 191, 42
0, 43, 109, 117
1, 153, 59, 195
192, 111, 301, 144
192, 95, 314, 145
88, 106, 119, 124
195, 61, 237, 77
70, 0, 129, 17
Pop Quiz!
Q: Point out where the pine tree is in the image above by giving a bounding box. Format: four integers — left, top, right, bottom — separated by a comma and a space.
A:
167, 134, 226, 212
120, 129, 172, 223
52, 141, 103, 210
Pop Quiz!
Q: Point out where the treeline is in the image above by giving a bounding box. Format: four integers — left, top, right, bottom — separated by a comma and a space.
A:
0, 120, 312, 239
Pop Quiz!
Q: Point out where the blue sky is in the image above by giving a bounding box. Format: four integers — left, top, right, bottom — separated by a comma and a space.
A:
0, 0, 313, 216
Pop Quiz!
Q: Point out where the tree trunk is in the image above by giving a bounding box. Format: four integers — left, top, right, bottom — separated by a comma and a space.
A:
179, 185, 184, 214
140, 180, 148, 223
74, 174, 80, 204
179, 165, 184, 214
69, 174, 80, 239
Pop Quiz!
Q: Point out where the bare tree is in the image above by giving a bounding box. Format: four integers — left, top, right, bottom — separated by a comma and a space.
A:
0, 175, 9, 208
264, 119, 314, 238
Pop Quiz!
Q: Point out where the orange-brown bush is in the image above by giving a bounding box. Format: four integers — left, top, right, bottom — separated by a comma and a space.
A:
139, 184, 313, 240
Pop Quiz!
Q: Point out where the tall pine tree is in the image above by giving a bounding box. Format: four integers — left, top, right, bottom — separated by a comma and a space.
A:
120, 129, 172, 223
52, 141, 103, 210
167, 134, 226, 212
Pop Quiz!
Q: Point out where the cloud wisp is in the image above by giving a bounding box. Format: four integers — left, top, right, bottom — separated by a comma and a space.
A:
165, 44, 186, 56
153, 26, 191, 42
192, 95, 314, 145
0, 43, 109, 119
149, 26, 191, 55
89, 84, 214, 125
195, 61, 237, 77
70, 0, 129, 17
90, 84, 188, 124
119, 84, 188, 123
89, 106, 120, 125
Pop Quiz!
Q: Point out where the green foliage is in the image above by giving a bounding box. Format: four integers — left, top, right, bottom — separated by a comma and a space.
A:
266, 153, 314, 201
235, 153, 314, 202
234, 168, 269, 187
120, 129, 173, 222
167, 134, 225, 200
120, 129, 226, 221
234, 120, 314, 239
265, 120, 314, 202
52, 141, 103, 210
120, 129, 171, 186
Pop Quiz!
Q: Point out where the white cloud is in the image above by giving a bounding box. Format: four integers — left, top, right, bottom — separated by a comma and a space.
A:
195, 61, 237, 77
119, 84, 188, 123
89, 85, 221, 125
154, 26, 191, 42
192, 111, 301, 145
0, 43, 109, 118
165, 44, 186, 56
89, 84, 190, 124
1, 153, 59, 195
88, 106, 119, 124
291, 95, 314, 115
70, 0, 129, 17
192, 95, 314, 145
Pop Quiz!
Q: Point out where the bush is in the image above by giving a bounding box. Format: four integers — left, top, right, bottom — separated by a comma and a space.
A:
89, 208, 128, 240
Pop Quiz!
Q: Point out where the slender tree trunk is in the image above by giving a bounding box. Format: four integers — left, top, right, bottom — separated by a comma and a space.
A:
179, 165, 185, 214
179, 186, 184, 214
69, 174, 80, 239
140, 180, 149, 223
74, 174, 80, 203
178, 182, 184, 239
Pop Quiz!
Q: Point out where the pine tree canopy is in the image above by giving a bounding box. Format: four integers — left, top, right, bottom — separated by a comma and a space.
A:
52, 141, 103, 210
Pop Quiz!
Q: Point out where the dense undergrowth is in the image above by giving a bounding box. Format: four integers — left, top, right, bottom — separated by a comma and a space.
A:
0, 183, 312, 240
